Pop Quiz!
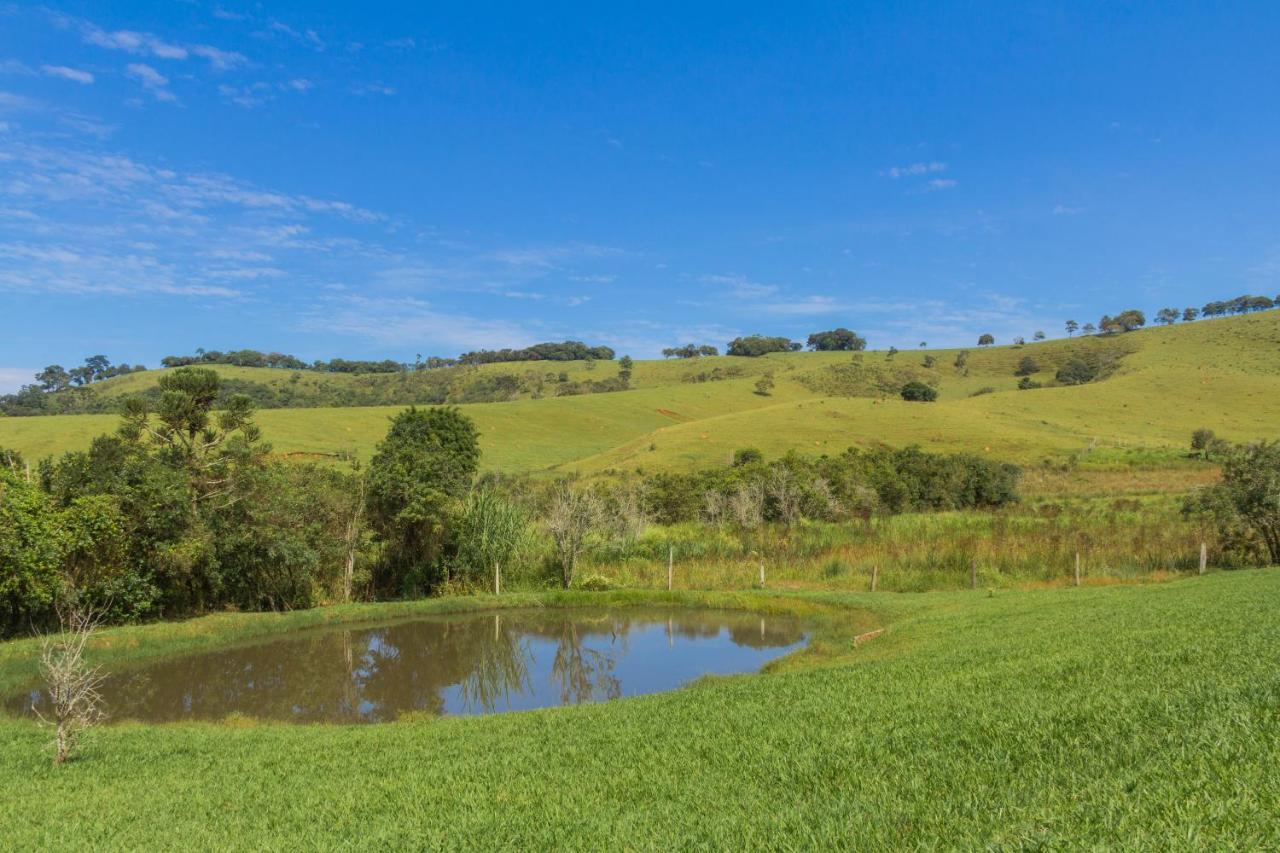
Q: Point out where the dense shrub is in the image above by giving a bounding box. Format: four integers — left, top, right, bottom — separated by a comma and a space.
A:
636, 447, 1019, 525
1055, 358, 1098, 385
900, 381, 938, 402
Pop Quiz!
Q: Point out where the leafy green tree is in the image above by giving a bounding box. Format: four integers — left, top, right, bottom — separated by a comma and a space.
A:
457, 489, 529, 594
118, 367, 265, 510
900, 381, 937, 402
1065, 320, 1079, 337
36, 366, 70, 392
1190, 428, 1226, 460
0, 470, 63, 634
1099, 309, 1145, 333
753, 373, 775, 396
806, 328, 867, 351
1014, 356, 1040, 376
953, 350, 970, 369
83, 355, 111, 381
727, 335, 799, 357
1192, 441, 1280, 564
978, 334, 995, 346
1155, 307, 1180, 325
1183, 307, 1199, 322
618, 355, 634, 386
366, 406, 480, 594
1033, 331, 1046, 341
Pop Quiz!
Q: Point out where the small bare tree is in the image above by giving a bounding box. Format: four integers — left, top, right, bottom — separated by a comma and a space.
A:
766, 466, 802, 526
729, 482, 764, 530
35, 601, 106, 765
546, 484, 601, 588
702, 490, 726, 529
613, 483, 649, 544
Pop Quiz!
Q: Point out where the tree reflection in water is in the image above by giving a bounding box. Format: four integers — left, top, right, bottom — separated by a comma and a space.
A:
457, 613, 532, 714
550, 619, 622, 705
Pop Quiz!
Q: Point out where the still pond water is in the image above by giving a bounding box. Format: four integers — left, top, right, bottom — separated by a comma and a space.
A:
8, 609, 807, 724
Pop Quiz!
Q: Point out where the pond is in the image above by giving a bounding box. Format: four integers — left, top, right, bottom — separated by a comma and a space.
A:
7, 608, 808, 724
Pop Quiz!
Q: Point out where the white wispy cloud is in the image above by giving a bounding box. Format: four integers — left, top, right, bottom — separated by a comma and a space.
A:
702, 273, 779, 299
757, 295, 847, 316
301, 296, 539, 350
0, 367, 36, 394
126, 63, 176, 102
881, 161, 947, 179
349, 82, 396, 96
41, 65, 94, 84
927, 178, 957, 191
73, 18, 247, 69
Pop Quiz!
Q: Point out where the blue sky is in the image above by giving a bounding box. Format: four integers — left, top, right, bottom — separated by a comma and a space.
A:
1, 1, 1278, 390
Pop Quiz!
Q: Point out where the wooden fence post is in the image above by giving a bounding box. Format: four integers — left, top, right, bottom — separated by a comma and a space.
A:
871, 564, 879, 593
667, 545, 674, 591
759, 556, 766, 588
1199, 542, 1207, 576
970, 557, 977, 590
1074, 552, 1081, 588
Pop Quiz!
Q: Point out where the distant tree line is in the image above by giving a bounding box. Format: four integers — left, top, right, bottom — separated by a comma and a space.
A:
662, 344, 720, 358
34, 356, 147, 391
456, 341, 616, 365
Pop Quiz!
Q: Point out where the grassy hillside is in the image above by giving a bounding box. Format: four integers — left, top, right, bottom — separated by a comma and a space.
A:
2, 312, 1278, 474
1, 572, 1277, 847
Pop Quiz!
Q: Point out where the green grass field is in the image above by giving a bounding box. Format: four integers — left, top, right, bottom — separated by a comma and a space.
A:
4, 312, 1278, 475
2, 571, 1277, 848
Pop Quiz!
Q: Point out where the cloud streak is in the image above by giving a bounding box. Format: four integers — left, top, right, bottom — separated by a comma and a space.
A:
41, 65, 94, 84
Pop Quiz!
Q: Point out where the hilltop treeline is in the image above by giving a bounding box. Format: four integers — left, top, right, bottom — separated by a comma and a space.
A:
157, 340, 617, 372
457, 341, 615, 365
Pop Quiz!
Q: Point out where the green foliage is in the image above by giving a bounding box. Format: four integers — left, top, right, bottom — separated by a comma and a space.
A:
1014, 356, 1040, 376
1054, 357, 1097, 385
638, 446, 1018, 525
732, 448, 763, 467
366, 407, 481, 595
1100, 309, 1146, 334
1017, 376, 1042, 390
0, 471, 63, 635
900, 381, 937, 402
753, 373, 776, 396
806, 328, 867, 351
1188, 441, 1280, 564
574, 573, 616, 591
978, 333, 995, 346
456, 489, 530, 592
728, 335, 799, 357
459, 341, 615, 365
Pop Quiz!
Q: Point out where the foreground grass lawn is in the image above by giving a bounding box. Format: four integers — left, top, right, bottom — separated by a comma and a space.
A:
2, 572, 1277, 849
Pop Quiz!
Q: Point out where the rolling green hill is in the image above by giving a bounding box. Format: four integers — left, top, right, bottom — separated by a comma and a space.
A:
2, 312, 1278, 474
